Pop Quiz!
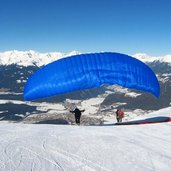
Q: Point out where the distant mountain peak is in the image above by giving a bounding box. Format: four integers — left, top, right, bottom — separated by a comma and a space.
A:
133, 53, 171, 64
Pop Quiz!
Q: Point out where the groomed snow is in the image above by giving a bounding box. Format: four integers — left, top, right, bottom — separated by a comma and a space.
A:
0, 107, 171, 171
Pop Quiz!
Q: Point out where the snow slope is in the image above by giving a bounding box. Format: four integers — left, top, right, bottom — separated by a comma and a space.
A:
0, 107, 171, 171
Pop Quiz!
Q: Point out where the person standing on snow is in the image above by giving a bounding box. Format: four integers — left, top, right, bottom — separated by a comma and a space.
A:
70, 107, 85, 125
116, 109, 124, 123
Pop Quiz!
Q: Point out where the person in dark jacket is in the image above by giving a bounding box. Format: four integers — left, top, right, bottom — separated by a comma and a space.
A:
70, 107, 85, 125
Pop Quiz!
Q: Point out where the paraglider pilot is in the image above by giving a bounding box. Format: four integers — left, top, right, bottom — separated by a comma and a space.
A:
116, 109, 124, 123
70, 107, 85, 125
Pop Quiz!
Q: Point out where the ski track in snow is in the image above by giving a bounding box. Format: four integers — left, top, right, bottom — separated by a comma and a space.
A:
0, 107, 171, 171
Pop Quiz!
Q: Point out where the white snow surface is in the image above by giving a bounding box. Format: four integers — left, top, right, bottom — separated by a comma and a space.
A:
0, 50, 171, 66
0, 107, 171, 171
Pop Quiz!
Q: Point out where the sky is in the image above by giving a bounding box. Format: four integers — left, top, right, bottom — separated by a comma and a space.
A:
0, 0, 171, 55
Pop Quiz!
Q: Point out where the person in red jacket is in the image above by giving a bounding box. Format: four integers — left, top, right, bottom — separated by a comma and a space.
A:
116, 109, 124, 123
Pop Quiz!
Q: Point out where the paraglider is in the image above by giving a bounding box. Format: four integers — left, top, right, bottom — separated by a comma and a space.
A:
24, 52, 160, 101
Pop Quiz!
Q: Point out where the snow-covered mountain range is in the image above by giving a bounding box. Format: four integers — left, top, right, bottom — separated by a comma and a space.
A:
0, 50, 171, 66
133, 53, 171, 64
0, 50, 80, 66
0, 50, 171, 123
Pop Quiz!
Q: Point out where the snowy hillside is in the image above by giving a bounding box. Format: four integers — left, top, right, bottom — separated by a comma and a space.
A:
0, 50, 171, 66
0, 107, 171, 171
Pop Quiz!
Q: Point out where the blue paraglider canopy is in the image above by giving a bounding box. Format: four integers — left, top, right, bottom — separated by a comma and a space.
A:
24, 52, 160, 100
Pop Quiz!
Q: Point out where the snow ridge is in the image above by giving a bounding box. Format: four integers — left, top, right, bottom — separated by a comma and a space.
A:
0, 50, 171, 66
0, 50, 80, 67
133, 53, 171, 63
